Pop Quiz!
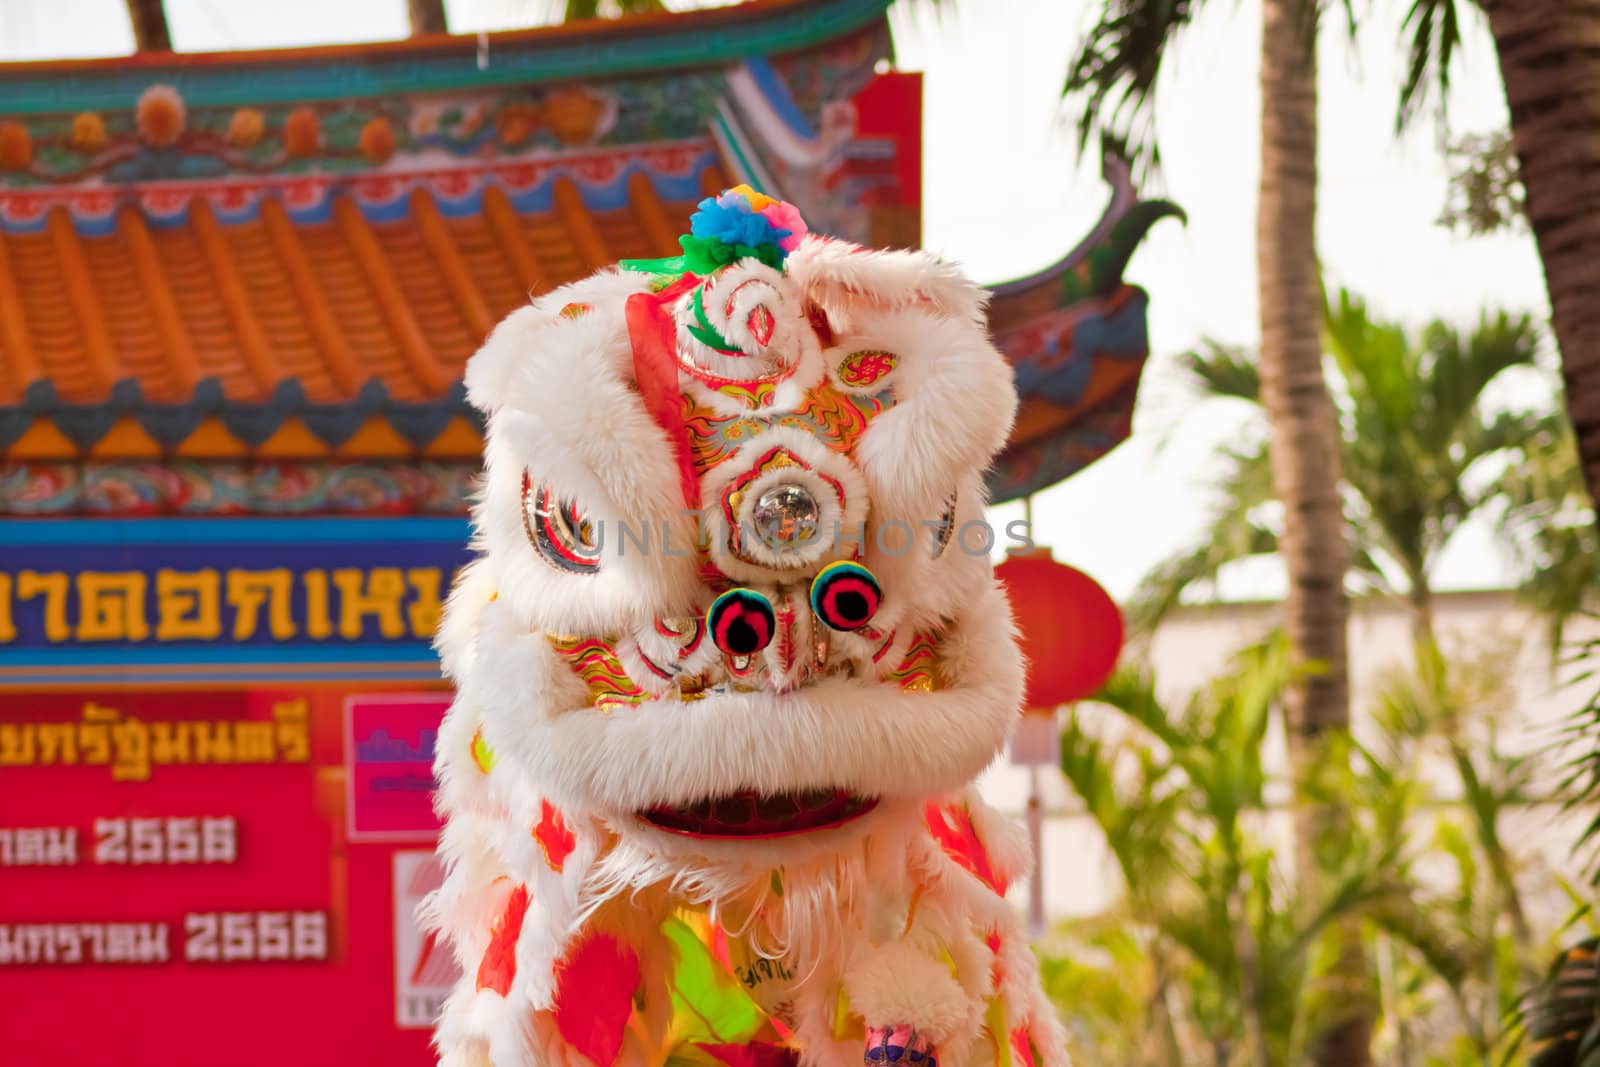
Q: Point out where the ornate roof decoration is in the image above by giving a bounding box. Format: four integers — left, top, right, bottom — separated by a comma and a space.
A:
986, 155, 1184, 502
0, 0, 1178, 514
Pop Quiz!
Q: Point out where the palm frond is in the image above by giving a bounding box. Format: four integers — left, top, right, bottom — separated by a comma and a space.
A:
1128, 441, 1277, 631
1061, 0, 1205, 173
1397, 0, 1467, 131
1181, 340, 1261, 403
1524, 938, 1600, 1067
1489, 410, 1599, 644
1423, 308, 1542, 456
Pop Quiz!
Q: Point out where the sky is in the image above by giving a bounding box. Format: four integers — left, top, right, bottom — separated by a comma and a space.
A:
0, 0, 1556, 600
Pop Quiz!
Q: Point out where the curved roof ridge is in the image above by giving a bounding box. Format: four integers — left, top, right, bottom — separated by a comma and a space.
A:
0, 0, 893, 114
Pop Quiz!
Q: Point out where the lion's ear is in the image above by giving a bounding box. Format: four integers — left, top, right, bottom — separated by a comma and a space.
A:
465, 269, 655, 415
784, 235, 989, 327
463, 305, 551, 415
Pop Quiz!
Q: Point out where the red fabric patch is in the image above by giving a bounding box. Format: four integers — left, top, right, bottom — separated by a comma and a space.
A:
986, 928, 1006, 987
1010, 1026, 1038, 1067
535, 799, 576, 873
474, 883, 531, 996
924, 802, 1008, 895
695, 1042, 801, 1067
626, 281, 699, 511
553, 932, 640, 1067
709, 922, 734, 972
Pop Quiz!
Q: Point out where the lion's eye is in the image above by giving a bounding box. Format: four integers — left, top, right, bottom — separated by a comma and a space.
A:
521, 471, 601, 574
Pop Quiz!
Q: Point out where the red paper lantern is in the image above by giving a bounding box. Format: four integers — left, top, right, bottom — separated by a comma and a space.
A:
994, 548, 1124, 709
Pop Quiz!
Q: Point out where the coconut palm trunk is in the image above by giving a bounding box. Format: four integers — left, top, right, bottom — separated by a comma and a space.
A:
123, 0, 171, 51
407, 0, 448, 34
1482, 0, 1600, 512
1257, 2, 1372, 1063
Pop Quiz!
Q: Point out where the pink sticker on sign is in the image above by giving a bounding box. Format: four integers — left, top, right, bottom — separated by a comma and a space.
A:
345, 693, 452, 841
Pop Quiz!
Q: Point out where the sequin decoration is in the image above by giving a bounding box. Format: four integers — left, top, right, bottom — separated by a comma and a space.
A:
837, 349, 897, 388
883, 633, 939, 691
682, 383, 895, 473
715, 379, 777, 408
559, 302, 593, 319
547, 635, 646, 710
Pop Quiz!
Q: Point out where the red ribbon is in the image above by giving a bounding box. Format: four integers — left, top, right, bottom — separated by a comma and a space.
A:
625, 274, 701, 512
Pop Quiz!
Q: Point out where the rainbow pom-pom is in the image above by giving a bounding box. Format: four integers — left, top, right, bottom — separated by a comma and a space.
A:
708, 587, 777, 656
810, 561, 881, 632
620, 185, 809, 278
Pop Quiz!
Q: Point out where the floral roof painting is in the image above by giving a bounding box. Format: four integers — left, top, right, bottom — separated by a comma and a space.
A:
0, 0, 1178, 517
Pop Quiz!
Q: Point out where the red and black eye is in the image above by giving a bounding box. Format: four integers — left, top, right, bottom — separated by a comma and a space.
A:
521, 471, 601, 575
707, 589, 776, 656
809, 561, 881, 631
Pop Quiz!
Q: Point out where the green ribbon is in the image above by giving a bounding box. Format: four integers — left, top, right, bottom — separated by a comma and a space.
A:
685, 285, 739, 353
621, 234, 785, 278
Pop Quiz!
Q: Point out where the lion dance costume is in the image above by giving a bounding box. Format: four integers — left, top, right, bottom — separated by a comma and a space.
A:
428, 186, 1068, 1067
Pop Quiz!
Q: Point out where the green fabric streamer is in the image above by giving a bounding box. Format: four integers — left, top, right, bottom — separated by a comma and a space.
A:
662, 916, 766, 1046
621, 234, 786, 279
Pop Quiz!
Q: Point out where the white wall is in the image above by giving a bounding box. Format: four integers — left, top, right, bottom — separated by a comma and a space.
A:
976, 590, 1600, 920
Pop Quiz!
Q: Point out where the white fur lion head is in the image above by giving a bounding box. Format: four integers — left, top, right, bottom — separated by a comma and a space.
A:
441, 187, 1023, 847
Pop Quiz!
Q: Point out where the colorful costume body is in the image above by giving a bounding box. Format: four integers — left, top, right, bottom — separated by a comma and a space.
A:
429, 187, 1068, 1067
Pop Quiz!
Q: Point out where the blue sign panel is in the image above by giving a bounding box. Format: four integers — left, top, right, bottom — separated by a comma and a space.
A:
0, 518, 474, 687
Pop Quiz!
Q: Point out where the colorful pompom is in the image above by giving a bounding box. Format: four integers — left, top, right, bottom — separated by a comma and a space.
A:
760, 200, 809, 252
809, 561, 881, 632
619, 185, 808, 279
691, 194, 791, 250
708, 588, 777, 656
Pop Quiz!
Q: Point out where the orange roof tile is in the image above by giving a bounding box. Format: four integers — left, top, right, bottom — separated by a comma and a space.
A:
0, 167, 721, 415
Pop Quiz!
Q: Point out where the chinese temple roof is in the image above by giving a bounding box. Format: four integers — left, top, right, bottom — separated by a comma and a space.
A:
0, 0, 1178, 511
0, 151, 720, 453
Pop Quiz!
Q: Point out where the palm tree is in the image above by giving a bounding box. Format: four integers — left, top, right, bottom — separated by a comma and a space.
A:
1064, 5, 1366, 1053
1482, 3, 1600, 524
408, 0, 448, 34
123, 0, 170, 51
1396, 0, 1600, 527
127, 0, 674, 48
1131, 290, 1574, 647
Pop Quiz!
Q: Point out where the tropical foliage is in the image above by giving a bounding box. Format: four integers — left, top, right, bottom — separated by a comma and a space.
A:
1049, 640, 1404, 1066
1044, 638, 1563, 1066
1130, 290, 1593, 641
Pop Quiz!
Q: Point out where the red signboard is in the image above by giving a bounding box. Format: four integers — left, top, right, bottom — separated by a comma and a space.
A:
0, 687, 447, 1065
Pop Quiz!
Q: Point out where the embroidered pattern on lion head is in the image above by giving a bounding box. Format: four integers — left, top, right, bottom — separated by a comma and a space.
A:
428, 187, 1069, 1067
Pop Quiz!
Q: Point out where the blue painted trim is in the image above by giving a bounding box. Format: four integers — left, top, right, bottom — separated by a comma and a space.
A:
0, 516, 472, 546
742, 57, 816, 140
0, 0, 892, 115
0, 644, 441, 666
0, 667, 442, 685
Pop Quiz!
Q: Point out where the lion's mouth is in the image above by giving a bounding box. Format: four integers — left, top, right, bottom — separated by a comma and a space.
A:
640, 788, 878, 839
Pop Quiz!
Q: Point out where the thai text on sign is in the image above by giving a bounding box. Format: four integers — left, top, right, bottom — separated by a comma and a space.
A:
0, 517, 472, 653
0, 699, 309, 780
0, 568, 448, 646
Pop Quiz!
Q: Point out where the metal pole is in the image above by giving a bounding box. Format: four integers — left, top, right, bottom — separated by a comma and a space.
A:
1027, 763, 1045, 938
